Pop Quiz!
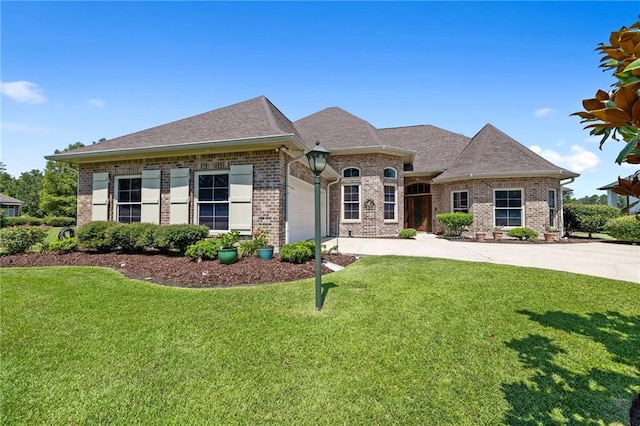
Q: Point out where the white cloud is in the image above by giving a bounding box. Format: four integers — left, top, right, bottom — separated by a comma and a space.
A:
530, 144, 600, 172
533, 107, 554, 117
1, 121, 51, 133
0, 81, 47, 104
88, 99, 106, 107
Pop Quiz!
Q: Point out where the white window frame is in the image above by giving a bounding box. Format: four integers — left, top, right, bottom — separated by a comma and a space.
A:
383, 167, 397, 179
383, 184, 398, 223
548, 188, 557, 228
114, 174, 142, 223
493, 188, 524, 228
342, 184, 361, 222
451, 190, 469, 213
342, 167, 361, 178
195, 170, 230, 232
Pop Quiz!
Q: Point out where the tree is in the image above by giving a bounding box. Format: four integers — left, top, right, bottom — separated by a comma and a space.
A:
0, 170, 16, 196
13, 169, 44, 217
572, 17, 640, 210
39, 142, 85, 218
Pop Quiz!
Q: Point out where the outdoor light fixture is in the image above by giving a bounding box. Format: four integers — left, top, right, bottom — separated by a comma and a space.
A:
306, 140, 330, 310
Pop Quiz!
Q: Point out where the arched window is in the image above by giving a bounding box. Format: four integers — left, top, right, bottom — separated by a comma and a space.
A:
343, 167, 360, 178
406, 183, 430, 195
383, 167, 397, 179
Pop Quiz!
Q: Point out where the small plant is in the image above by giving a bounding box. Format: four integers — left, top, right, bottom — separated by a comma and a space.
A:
545, 225, 559, 233
45, 237, 78, 253
322, 244, 339, 255
398, 228, 417, 239
0, 226, 48, 254
185, 238, 222, 261
507, 227, 538, 241
436, 213, 473, 237
493, 226, 503, 232
280, 241, 314, 264
238, 228, 270, 256
603, 215, 640, 242
219, 230, 240, 249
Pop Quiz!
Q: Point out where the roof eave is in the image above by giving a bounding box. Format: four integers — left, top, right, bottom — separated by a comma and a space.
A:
431, 169, 580, 184
329, 145, 416, 163
404, 170, 444, 177
45, 134, 305, 163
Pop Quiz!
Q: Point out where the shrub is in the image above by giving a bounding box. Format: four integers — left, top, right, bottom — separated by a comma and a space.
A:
280, 241, 314, 264
398, 228, 417, 239
77, 221, 118, 251
238, 238, 261, 256
436, 212, 473, 237
218, 230, 240, 249
43, 216, 76, 227
507, 227, 538, 241
185, 238, 222, 261
3, 216, 45, 227
155, 224, 209, 254
603, 215, 640, 242
46, 237, 78, 253
106, 223, 153, 252
0, 226, 48, 254
563, 204, 620, 237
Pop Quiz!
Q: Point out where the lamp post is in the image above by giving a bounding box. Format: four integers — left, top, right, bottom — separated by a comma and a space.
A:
306, 140, 330, 310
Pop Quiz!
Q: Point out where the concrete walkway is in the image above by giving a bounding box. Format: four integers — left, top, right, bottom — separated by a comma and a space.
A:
323, 234, 640, 283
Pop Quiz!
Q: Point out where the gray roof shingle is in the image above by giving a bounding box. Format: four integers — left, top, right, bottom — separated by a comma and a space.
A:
58, 96, 303, 156
0, 193, 23, 205
432, 124, 579, 183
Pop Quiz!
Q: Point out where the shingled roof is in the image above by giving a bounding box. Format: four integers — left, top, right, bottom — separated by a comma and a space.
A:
48, 96, 305, 159
0, 193, 23, 206
432, 124, 579, 183
379, 125, 470, 173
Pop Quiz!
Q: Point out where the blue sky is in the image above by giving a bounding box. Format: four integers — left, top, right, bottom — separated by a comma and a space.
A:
1, 1, 638, 198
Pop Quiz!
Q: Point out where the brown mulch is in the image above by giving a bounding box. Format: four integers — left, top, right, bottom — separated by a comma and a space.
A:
0, 251, 357, 288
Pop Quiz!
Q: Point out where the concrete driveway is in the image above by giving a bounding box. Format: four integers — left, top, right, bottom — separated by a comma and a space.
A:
323, 234, 640, 283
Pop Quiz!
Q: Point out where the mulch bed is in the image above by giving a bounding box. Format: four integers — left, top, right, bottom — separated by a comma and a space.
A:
0, 251, 357, 288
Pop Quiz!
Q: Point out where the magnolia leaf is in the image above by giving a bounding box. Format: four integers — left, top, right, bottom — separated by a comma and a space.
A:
583, 98, 604, 111
618, 176, 635, 190
595, 90, 610, 100
613, 185, 635, 196
634, 100, 640, 122
636, 41, 640, 57
571, 111, 596, 119
585, 123, 620, 130
604, 100, 618, 109
620, 39, 636, 55
623, 57, 640, 72
620, 30, 637, 42
612, 84, 640, 111
610, 30, 621, 47
627, 153, 640, 163
590, 108, 631, 123
615, 133, 640, 164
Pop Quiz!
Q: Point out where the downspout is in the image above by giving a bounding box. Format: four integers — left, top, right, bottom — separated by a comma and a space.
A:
285, 153, 307, 244
559, 177, 576, 237
326, 179, 340, 237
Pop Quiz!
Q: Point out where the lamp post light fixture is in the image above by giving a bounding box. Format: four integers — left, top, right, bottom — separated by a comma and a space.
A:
306, 140, 331, 310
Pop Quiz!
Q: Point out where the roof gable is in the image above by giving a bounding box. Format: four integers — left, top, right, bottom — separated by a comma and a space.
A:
0, 193, 23, 205
432, 124, 579, 183
61, 96, 302, 156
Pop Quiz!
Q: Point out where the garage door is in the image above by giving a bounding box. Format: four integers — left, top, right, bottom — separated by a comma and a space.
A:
288, 176, 326, 243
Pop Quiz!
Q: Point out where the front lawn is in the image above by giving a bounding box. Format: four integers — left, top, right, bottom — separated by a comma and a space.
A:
2, 257, 638, 424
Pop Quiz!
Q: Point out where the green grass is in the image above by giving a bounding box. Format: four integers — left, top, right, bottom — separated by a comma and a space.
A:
2, 257, 638, 425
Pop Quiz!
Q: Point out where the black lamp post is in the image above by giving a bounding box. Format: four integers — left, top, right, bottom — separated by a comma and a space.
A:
305, 140, 330, 310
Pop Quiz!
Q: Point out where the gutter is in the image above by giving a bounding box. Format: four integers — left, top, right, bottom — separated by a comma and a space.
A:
432, 169, 580, 184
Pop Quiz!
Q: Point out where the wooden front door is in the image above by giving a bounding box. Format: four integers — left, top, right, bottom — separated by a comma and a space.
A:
405, 195, 432, 232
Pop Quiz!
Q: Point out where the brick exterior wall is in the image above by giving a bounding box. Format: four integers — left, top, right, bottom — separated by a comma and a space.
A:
326, 154, 405, 238
432, 177, 563, 236
77, 150, 290, 249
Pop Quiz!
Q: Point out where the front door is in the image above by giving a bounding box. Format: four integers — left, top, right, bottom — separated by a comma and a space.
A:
405, 195, 432, 232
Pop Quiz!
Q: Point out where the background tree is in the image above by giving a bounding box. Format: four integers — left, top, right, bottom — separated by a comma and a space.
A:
0, 169, 16, 196
13, 170, 44, 217
573, 17, 640, 211
39, 142, 85, 218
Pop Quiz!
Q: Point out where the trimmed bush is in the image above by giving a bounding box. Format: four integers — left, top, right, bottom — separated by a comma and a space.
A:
43, 216, 76, 227
436, 212, 474, 237
2, 216, 45, 227
106, 223, 152, 252
0, 226, 48, 254
563, 204, 620, 237
280, 241, 314, 264
185, 238, 222, 261
155, 224, 209, 254
398, 228, 417, 239
603, 215, 640, 242
46, 237, 78, 253
507, 227, 538, 241
77, 221, 119, 251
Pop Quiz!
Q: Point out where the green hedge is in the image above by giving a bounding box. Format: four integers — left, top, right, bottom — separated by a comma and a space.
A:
563, 204, 620, 237
436, 212, 473, 237
280, 241, 315, 264
603, 215, 640, 242
45, 237, 78, 253
507, 227, 538, 241
0, 226, 48, 254
77, 221, 119, 251
1, 216, 76, 228
398, 228, 417, 239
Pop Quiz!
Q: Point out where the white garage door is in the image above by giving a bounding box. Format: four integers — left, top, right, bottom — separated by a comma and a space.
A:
288, 176, 326, 243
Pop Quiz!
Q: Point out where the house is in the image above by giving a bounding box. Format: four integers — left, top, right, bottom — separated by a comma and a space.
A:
0, 193, 23, 217
597, 170, 640, 214
46, 96, 579, 249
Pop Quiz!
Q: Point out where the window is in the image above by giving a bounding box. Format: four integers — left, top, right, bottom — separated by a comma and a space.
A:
452, 190, 469, 213
196, 172, 230, 231
343, 184, 360, 221
494, 189, 523, 227
343, 167, 360, 178
384, 185, 397, 221
406, 183, 430, 195
116, 176, 142, 223
384, 167, 397, 179
548, 189, 557, 227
